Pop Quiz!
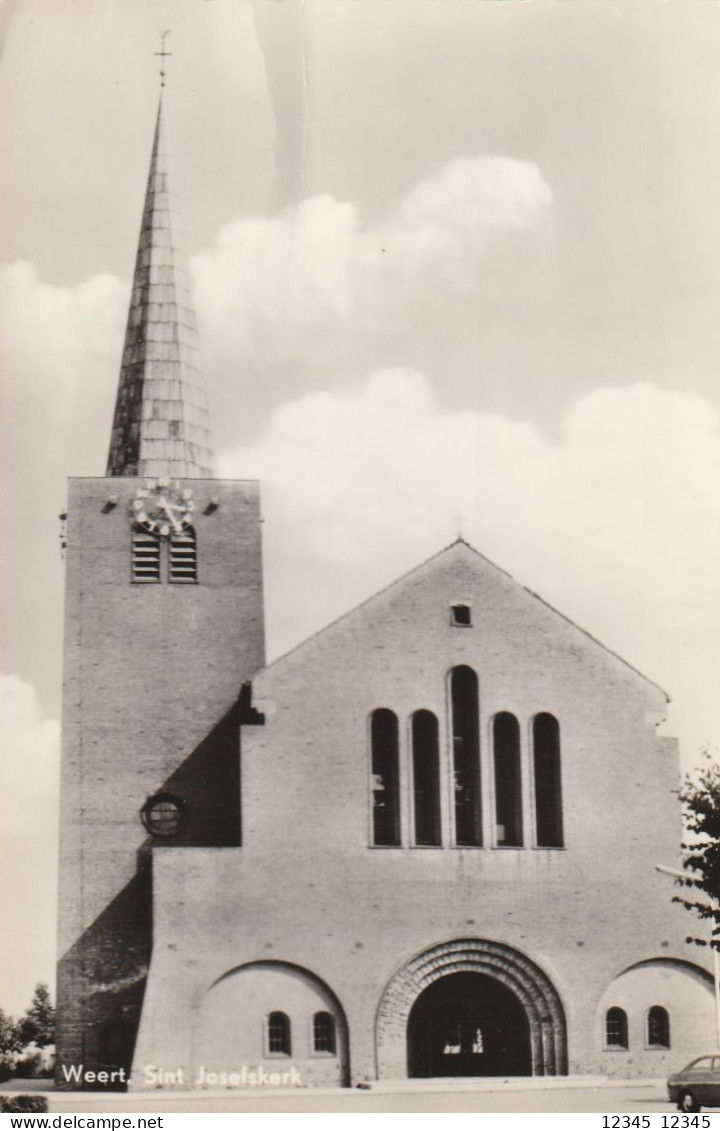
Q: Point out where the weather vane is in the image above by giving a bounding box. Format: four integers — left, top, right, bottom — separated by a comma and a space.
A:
155, 29, 173, 89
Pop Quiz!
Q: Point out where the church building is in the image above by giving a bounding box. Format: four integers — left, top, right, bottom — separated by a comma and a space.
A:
56, 95, 715, 1092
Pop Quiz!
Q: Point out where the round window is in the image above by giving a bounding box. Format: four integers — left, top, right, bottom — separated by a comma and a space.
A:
141, 793, 187, 838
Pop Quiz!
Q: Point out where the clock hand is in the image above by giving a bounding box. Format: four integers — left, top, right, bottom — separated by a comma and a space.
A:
158, 496, 182, 533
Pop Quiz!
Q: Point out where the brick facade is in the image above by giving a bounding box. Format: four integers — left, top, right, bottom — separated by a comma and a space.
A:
58, 517, 714, 1090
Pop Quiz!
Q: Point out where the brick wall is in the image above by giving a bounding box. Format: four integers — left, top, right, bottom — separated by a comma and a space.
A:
130, 541, 711, 1085
56, 476, 265, 1087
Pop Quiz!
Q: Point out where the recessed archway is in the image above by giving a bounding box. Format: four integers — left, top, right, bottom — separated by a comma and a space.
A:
193, 961, 350, 1087
596, 956, 716, 1077
376, 938, 567, 1080
407, 970, 532, 1077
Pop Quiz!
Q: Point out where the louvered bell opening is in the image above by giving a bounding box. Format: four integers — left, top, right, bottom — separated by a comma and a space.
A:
132, 528, 161, 583
169, 528, 197, 584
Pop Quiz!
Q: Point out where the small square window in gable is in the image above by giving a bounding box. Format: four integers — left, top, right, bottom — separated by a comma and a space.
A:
450, 603, 472, 627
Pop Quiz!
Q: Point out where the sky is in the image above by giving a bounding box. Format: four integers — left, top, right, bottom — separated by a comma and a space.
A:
1, 0, 719, 1017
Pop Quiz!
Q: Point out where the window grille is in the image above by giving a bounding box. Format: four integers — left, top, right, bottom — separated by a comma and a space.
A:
132, 527, 161, 582
267, 1012, 291, 1055
313, 1012, 336, 1054
169, 527, 197, 583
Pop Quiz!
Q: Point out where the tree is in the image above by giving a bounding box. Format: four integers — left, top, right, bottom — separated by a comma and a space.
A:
676, 750, 720, 951
0, 1008, 22, 1080
16, 984, 55, 1049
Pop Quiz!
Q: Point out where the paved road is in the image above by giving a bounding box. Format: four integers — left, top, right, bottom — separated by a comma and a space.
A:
46, 1084, 677, 1114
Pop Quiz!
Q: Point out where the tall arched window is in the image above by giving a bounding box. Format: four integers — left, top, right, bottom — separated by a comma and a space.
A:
647, 1006, 670, 1048
370, 709, 401, 846
412, 710, 442, 846
605, 1007, 628, 1049
313, 1011, 337, 1054
267, 1011, 291, 1055
450, 666, 482, 846
533, 713, 564, 848
493, 712, 523, 846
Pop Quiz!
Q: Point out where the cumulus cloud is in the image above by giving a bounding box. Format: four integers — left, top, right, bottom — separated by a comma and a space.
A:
192, 155, 552, 385
399, 155, 553, 237
0, 154, 552, 467
0, 675, 60, 1015
0, 261, 126, 402
0, 261, 127, 477
218, 372, 720, 766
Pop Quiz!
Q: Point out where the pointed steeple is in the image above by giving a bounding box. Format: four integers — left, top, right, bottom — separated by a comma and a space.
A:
106, 97, 214, 478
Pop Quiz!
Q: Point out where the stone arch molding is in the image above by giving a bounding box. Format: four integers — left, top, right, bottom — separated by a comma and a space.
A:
618, 956, 713, 989
376, 938, 568, 1079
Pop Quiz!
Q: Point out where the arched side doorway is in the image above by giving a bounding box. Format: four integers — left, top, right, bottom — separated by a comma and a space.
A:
376, 939, 567, 1080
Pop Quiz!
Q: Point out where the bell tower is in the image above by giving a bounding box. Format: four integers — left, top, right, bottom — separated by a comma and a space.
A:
56, 89, 265, 1087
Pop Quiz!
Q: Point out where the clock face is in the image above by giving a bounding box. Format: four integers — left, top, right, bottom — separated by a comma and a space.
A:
131, 478, 195, 536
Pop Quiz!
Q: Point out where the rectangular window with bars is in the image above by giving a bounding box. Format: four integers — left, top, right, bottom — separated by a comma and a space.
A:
131, 528, 161, 583
169, 528, 197, 583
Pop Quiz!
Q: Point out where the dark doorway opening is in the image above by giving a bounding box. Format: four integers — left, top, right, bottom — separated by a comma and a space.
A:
407, 971, 532, 1078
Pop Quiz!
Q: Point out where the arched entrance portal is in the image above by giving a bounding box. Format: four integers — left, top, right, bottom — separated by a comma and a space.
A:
407, 971, 531, 1078
376, 938, 567, 1080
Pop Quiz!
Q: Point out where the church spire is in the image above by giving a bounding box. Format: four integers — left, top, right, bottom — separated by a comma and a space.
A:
106, 93, 214, 478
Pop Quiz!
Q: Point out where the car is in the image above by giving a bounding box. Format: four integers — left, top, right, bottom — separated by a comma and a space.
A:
668, 1055, 720, 1112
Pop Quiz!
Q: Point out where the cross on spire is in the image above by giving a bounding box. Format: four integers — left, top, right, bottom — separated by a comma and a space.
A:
155, 30, 173, 88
